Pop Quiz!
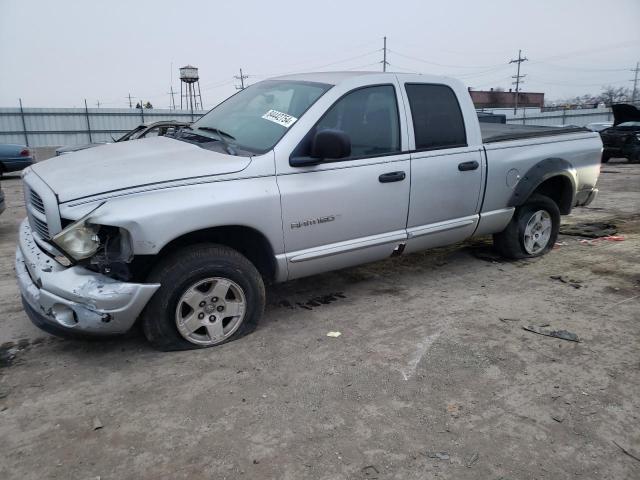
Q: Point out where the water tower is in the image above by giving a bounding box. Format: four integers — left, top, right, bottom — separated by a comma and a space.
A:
179, 65, 204, 114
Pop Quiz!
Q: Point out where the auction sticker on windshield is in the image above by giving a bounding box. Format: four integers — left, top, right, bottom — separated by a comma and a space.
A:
262, 109, 298, 128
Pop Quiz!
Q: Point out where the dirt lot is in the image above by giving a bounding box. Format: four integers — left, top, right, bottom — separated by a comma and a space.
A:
1, 163, 639, 480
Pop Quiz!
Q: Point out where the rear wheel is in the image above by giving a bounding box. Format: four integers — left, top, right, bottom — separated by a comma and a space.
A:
493, 194, 560, 259
601, 152, 611, 163
141, 244, 265, 351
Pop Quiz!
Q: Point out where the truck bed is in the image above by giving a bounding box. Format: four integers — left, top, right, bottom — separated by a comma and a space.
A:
480, 123, 588, 143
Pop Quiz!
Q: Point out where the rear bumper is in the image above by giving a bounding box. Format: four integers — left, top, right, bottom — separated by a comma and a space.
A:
15, 218, 160, 336
1, 157, 34, 172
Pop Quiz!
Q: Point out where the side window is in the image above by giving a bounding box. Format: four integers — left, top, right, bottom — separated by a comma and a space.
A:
405, 84, 467, 150
315, 85, 400, 159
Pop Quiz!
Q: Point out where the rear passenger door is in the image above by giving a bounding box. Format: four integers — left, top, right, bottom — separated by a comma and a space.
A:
401, 82, 484, 253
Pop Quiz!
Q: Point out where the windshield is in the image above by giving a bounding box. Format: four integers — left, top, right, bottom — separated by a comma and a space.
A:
190, 80, 332, 154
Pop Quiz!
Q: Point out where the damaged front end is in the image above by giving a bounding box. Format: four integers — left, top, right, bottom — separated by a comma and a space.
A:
16, 218, 159, 336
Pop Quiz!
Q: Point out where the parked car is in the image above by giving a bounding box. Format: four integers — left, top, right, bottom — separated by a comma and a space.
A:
16, 72, 602, 351
55, 120, 190, 155
600, 104, 640, 163
585, 122, 612, 133
0, 143, 34, 177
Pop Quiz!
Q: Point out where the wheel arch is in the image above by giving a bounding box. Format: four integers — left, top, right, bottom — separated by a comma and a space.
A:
509, 157, 576, 214
150, 225, 278, 283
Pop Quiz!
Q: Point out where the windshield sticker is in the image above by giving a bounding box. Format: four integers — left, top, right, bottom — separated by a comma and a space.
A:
262, 109, 298, 128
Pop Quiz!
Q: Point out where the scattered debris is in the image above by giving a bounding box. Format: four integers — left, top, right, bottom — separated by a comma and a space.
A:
92, 417, 104, 430
613, 441, 640, 464
551, 413, 566, 423
580, 235, 625, 245
523, 326, 580, 342
0, 344, 18, 368
560, 222, 617, 238
464, 452, 480, 467
276, 292, 346, 310
446, 403, 461, 417
499, 317, 519, 323
326, 331, 342, 338
550, 275, 583, 289
361, 465, 379, 478
426, 451, 450, 460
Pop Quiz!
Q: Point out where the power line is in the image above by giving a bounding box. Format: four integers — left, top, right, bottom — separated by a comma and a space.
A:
509, 49, 528, 114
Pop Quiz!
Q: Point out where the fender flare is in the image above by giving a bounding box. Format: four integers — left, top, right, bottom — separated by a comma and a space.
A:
508, 157, 576, 212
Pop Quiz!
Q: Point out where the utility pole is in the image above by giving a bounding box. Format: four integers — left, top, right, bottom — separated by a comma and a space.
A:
382, 36, 389, 72
234, 68, 249, 90
127, 93, 133, 108
631, 61, 639, 105
169, 85, 176, 110
509, 49, 528, 114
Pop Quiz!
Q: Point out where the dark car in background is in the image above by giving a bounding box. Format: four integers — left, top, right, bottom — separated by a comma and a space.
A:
0, 143, 34, 177
600, 104, 640, 163
55, 120, 190, 155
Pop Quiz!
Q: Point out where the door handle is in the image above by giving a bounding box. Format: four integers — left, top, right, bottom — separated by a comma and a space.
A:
458, 161, 479, 171
378, 171, 406, 183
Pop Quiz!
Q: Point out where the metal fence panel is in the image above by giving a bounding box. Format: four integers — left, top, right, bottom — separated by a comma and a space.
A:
0, 107, 205, 146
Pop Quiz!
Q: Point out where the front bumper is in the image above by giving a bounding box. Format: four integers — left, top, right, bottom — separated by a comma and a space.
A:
15, 218, 160, 336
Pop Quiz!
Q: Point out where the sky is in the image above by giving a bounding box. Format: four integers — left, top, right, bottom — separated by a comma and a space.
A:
1, 0, 638, 109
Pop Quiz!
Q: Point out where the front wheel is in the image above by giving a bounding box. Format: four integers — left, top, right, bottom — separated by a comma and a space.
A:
493, 194, 560, 259
141, 244, 265, 351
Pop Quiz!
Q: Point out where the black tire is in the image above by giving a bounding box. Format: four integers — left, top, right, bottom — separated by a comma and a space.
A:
141, 244, 265, 351
493, 194, 560, 260
601, 152, 611, 163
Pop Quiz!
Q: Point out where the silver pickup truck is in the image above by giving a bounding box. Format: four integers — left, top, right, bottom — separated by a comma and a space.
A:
16, 72, 602, 350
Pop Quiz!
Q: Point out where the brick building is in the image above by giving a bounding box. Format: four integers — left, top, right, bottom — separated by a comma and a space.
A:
469, 88, 544, 109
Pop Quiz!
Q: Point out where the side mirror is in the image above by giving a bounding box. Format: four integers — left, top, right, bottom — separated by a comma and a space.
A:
311, 129, 351, 160
289, 129, 351, 167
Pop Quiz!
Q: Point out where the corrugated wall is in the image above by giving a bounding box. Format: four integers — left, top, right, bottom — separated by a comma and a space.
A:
0, 107, 205, 147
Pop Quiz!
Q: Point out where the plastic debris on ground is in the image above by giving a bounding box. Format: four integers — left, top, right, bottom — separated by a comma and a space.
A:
523, 325, 580, 342
326, 331, 342, 338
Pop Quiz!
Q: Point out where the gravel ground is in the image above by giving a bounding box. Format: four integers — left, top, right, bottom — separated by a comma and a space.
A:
0, 163, 639, 480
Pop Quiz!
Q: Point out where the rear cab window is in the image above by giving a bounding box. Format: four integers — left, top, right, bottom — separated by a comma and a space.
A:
404, 83, 467, 151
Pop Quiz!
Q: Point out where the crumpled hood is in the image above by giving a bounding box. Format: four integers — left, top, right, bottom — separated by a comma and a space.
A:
32, 136, 251, 202
612, 103, 640, 126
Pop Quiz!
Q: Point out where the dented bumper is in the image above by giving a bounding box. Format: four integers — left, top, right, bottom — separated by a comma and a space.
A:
15, 218, 160, 336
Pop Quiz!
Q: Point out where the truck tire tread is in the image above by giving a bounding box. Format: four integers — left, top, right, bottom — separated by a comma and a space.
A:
493, 194, 560, 260
140, 243, 265, 351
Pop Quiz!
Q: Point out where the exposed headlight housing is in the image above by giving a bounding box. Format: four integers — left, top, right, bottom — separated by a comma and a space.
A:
52, 203, 105, 261
52, 217, 101, 261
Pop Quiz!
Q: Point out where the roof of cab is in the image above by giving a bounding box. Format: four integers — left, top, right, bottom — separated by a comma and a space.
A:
272, 71, 450, 86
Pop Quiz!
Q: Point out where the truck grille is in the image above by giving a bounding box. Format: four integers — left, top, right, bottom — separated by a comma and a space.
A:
30, 214, 50, 239
24, 185, 51, 240
29, 190, 46, 214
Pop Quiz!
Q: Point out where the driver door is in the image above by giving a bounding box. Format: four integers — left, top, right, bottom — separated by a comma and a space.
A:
276, 83, 411, 280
